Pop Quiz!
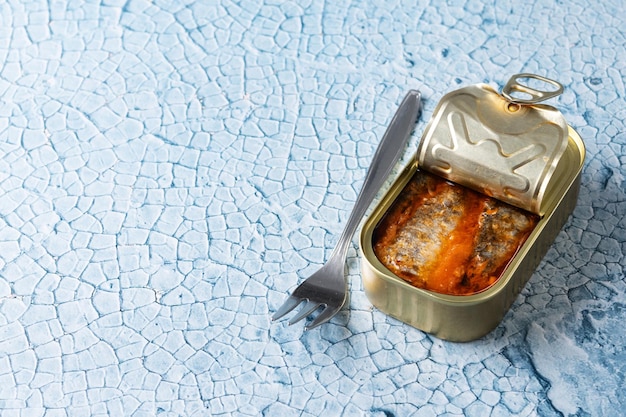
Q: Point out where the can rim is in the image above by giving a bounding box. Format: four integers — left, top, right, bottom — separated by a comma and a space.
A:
359, 127, 585, 305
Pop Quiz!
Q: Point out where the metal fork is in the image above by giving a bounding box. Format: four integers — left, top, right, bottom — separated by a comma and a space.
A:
272, 90, 422, 330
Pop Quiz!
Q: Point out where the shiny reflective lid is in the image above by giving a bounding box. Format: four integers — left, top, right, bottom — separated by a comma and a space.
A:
416, 74, 569, 215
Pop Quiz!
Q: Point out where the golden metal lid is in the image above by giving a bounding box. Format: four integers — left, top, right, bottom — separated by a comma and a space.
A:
416, 74, 569, 215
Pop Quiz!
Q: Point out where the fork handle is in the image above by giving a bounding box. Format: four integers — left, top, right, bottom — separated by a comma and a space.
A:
331, 89, 422, 260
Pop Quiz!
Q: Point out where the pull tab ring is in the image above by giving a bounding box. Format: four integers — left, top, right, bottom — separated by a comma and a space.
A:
502, 73, 564, 105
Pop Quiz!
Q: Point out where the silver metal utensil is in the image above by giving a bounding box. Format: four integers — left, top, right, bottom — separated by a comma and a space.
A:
272, 90, 422, 330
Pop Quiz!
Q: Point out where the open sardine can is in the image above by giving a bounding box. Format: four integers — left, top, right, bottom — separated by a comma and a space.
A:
359, 74, 586, 341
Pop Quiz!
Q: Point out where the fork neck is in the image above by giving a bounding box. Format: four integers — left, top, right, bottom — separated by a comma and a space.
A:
327, 90, 421, 265
328, 202, 367, 262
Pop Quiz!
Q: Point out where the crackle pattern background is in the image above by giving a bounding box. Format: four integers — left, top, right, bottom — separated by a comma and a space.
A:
1, 0, 625, 416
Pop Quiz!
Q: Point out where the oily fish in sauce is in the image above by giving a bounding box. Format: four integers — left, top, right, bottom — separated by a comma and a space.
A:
372, 169, 539, 296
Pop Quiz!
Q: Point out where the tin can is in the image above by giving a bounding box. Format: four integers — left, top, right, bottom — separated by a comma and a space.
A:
359, 74, 585, 341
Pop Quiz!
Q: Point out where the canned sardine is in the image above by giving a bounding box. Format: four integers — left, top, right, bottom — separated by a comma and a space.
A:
372, 169, 539, 296
359, 74, 585, 341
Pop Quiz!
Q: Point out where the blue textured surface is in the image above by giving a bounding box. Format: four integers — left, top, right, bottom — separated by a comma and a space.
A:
1, 0, 625, 416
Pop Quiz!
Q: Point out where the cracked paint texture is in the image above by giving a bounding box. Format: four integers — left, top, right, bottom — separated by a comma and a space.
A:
0, 0, 625, 416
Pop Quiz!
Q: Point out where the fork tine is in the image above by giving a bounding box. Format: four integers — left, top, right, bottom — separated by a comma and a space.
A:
272, 296, 302, 321
305, 306, 338, 330
288, 300, 321, 325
